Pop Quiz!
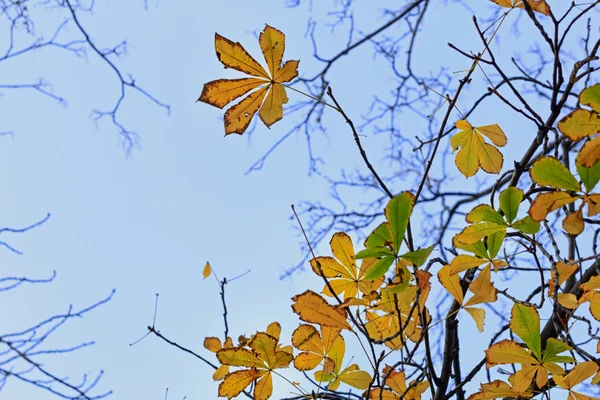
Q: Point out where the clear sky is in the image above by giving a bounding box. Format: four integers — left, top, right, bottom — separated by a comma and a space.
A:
0, 0, 586, 399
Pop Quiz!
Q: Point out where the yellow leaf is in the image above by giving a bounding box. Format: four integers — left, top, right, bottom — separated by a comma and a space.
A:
204, 337, 222, 353
586, 194, 600, 216
558, 109, 600, 141
367, 389, 398, 400
490, 0, 550, 15
224, 86, 269, 135
452, 120, 506, 178
203, 262, 212, 279
214, 33, 269, 78
465, 307, 486, 332
200, 25, 299, 135
449, 255, 487, 275
438, 265, 464, 305
578, 136, 600, 168
557, 293, 579, 309
253, 372, 273, 400
511, 364, 537, 392
548, 261, 578, 295
217, 347, 264, 368
454, 222, 506, 245
555, 361, 599, 389
266, 322, 281, 341
486, 339, 537, 367
339, 368, 372, 390
563, 210, 584, 235
213, 364, 229, 381
198, 78, 266, 109
529, 191, 579, 222
219, 369, 265, 399
291, 290, 352, 330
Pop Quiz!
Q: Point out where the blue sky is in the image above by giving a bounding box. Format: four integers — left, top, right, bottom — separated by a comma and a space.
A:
0, 0, 590, 399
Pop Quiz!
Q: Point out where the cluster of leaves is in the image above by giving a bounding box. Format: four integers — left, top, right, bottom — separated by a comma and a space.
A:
193, 0, 600, 398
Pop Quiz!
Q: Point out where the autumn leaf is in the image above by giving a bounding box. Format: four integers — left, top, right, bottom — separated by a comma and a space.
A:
368, 365, 429, 400
451, 120, 506, 178
490, 0, 551, 16
580, 83, 600, 113
554, 361, 600, 400
204, 336, 234, 381
291, 324, 342, 372
558, 109, 600, 141
291, 290, 352, 330
199, 25, 299, 135
310, 232, 383, 300
467, 380, 532, 400
203, 262, 212, 279
530, 157, 581, 191
312, 334, 371, 391
529, 191, 580, 222
217, 332, 293, 400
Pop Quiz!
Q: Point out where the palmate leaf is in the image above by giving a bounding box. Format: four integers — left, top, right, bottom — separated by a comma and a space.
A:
199, 25, 299, 135
451, 120, 507, 178
291, 290, 352, 330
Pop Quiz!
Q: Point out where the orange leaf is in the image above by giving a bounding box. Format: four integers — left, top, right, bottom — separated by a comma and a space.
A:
292, 290, 352, 330
490, 0, 550, 15
563, 210, 585, 235
199, 25, 299, 135
529, 191, 579, 222
577, 136, 600, 167
218, 369, 265, 399
203, 262, 212, 279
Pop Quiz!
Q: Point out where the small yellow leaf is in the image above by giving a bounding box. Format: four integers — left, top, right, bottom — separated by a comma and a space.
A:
465, 307, 485, 332
291, 290, 352, 330
213, 364, 229, 381
438, 265, 464, 305
339, 368, 372, 390
204, 336, 222, 352
203, 262, 212, 279
585, 194, 600, 216
266, 322, 281, 341
452, 120, 506, 178
563, 210, 584, 235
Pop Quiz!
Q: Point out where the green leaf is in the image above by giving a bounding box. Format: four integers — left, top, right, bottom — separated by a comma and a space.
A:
577, 161, 600, 193
399, 244, 435, 267
530, 156, 581, 191
354, 246, 394, 260
365, 255, 395, 280
454, 222, 507, 246
510, 304, 542, 360
486, 231, 505, 259
384, 192, 415, 254
466, 205, 507, 225
512, 216, 540, 234
542, 338, 572, 363
500, 187, 523, 223
364, 223, 392, 249
453, 239, 489, 259
580, 83, 600, 113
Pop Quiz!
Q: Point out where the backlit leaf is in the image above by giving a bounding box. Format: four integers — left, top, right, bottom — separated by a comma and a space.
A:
219, 369, 264, 399
490, 0, 550, 15
385, 192, 415, 254
577, 136, 600, 167
454, 222, 507, 245
199, 25, 299, 135
512, 215, 540, 234
563, 210, 584, 235
580, 83, 600, 113
203, 262, 212, 279
529, 191, 579, 221
486, 339, 536, 367
292, 290, 352, 330
558, 109, 600, 141
365, 255, 395, 280
466, 205, 506, 225
399, 244, 435, 267
452, 120, 506, 178
555, 362, 599, 389
510, 304, 541, 360
579, 161, 600, 192
530, 157, 580, 191
449, 255, 486, 275
438, 265, 463, 305
500, 187, 523, 223
465, 307, 485, 332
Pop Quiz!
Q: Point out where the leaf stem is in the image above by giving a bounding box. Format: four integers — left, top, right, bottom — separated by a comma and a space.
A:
282, 84, 341, 112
